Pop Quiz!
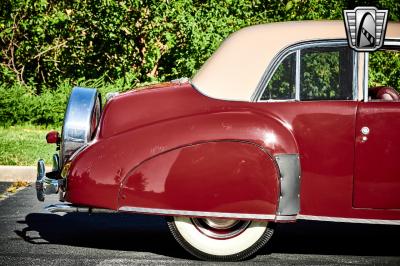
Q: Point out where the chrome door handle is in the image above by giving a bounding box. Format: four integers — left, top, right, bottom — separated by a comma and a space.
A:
361, 126, 370, 135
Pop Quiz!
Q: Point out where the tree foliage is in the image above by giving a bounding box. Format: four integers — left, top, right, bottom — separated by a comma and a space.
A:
0, 0, 351, 89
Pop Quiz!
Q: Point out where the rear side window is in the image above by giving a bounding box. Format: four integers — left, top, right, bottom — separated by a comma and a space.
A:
259, 44, 354, 101
260, 53, 296, 100
300, 47, 353, 100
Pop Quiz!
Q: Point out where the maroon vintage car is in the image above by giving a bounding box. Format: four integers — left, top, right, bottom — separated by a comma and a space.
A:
36, 21, 400, 261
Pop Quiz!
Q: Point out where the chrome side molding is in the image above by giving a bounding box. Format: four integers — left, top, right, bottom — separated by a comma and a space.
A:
119, 206, 276, 220
297, 215, 400, 225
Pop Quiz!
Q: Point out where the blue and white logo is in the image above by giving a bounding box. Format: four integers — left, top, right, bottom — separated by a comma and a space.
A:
343, 6, 388, 51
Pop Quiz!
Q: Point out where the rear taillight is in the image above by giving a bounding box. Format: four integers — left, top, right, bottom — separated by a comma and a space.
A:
46, 131, 60, 144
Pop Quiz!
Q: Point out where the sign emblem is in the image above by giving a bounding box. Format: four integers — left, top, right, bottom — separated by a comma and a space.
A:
343, 6, 388, 51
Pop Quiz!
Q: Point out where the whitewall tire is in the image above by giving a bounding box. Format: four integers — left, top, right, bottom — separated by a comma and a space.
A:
167, 216, 274, 261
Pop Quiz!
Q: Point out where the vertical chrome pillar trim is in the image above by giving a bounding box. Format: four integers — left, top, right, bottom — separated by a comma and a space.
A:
352, 51, 358, 100
295, 50, 301, 101
363, 52, 369, 102
275, 154, 301, 216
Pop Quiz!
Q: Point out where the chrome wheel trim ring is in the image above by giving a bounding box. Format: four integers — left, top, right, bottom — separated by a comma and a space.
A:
203, 218, 239, 229
191, 218, 251, 239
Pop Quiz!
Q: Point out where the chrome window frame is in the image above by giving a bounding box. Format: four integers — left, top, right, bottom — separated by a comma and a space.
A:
363, 52, 369, 102
252, 40, 358, 102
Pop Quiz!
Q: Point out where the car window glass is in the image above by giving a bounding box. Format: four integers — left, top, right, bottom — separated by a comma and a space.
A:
300, 46, 353, 100
369, 48, 400, 91
260, 52, 296, 100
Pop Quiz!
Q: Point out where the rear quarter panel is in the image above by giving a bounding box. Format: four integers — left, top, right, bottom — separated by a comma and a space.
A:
65, 84, 297, 211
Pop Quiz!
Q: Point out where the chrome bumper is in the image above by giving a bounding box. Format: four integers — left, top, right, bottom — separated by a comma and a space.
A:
35, 154, 64, 201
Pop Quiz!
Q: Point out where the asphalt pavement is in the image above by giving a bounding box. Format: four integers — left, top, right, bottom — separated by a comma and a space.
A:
0, 182, 12, 195
0, 184, 399, 265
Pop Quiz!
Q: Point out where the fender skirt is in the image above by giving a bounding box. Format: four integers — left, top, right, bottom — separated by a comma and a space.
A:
118, 141, 280, 220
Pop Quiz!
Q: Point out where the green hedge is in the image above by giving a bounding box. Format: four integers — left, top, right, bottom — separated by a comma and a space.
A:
0, 0, 399, 126
0, 74, 139, 126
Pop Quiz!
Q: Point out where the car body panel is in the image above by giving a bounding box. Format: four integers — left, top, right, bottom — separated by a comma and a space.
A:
256, 101, 358, 218
118, 141, 279, 217
65, 84, 298, 211
354, 101, 400, 209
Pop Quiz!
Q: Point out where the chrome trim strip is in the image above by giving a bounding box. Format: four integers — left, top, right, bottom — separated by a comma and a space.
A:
352, 51, 359, 100
119, 206, 276, 220
297, 215, 400, 225
252, 39, 350, 102
275, 154, 301, 216
363, 52, 369, 102
384, 40, 400, 46
259, 99, 297, 103
275, 215, 297, 221
68, 144, 89, 162
295, 50, 301, 101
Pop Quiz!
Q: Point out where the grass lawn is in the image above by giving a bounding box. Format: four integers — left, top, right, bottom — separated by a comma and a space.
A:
0, 125, 60, 166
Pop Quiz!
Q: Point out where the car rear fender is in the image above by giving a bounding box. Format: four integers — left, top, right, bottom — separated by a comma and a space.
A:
117, 141, 280, 220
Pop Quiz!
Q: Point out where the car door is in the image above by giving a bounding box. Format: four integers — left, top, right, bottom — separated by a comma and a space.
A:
353, 45, 400, 209
257, 41, 360, 216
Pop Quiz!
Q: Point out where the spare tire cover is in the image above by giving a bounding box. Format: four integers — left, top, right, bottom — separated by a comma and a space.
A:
60, 87, 101, 166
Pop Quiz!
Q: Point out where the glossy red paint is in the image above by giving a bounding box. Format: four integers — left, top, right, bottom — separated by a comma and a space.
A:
65, 82, 400, 221
258, 101, 400, 220
65, 83, 296, 210
257, 101, 358, 218
119, 141, 279, 216
354, 101, 400, 209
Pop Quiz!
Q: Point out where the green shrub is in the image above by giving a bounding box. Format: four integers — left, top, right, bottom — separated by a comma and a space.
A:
0, 84, 33, 126
0, 75, 143, 127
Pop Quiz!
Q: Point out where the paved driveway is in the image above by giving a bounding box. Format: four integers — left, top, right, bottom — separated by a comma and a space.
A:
0, 184, 399, 265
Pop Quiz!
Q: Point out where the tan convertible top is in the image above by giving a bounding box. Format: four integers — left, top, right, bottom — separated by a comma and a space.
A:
192, 20, 400, 102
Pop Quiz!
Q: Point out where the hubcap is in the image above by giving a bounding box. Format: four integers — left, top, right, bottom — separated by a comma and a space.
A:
203, 218, 238, 229
192, 218, 251, 239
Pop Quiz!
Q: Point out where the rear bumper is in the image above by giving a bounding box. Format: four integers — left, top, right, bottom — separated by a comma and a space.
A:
35, 154, 64, 201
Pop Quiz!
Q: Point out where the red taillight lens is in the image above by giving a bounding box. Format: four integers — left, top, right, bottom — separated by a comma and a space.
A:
46, 131, 60, 144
